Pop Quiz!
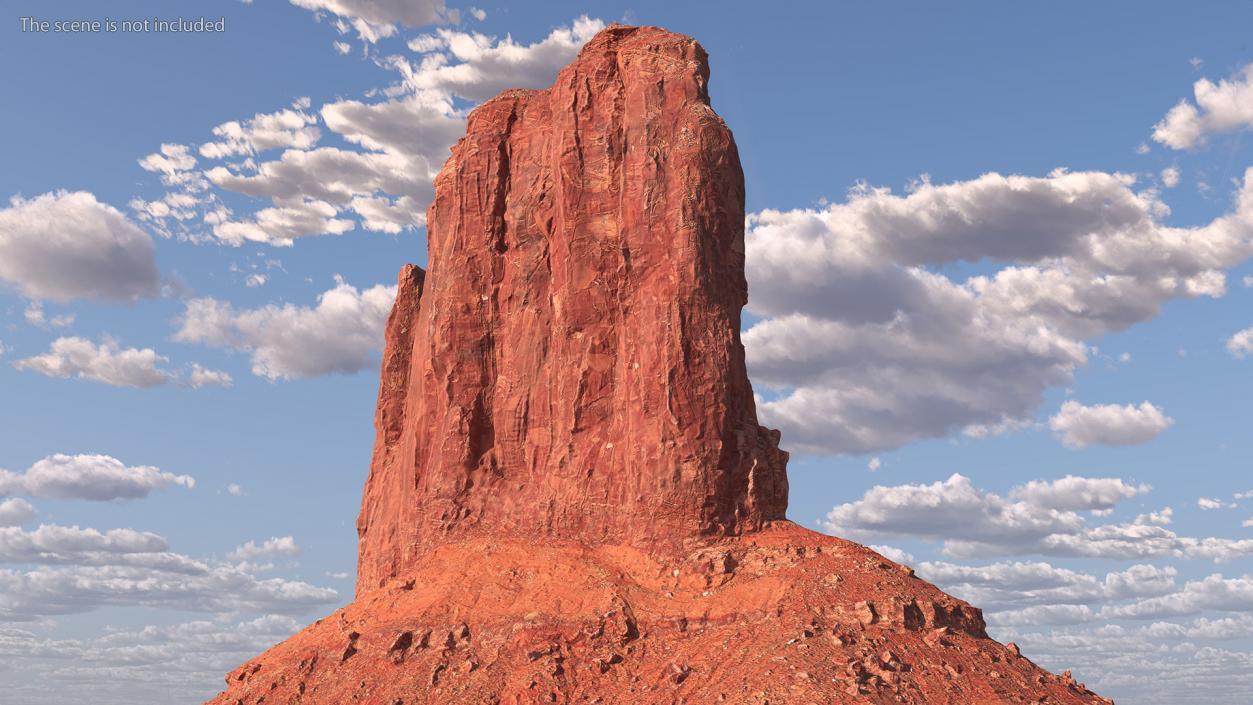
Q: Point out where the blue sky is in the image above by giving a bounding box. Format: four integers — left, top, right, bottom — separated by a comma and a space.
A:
3, 2, 1253, 703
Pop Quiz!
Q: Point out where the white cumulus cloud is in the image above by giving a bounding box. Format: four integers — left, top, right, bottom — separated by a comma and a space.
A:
1199, 497, 1235, 511
15, 337, 175, 388
1047, 400, 1174, 449
1101, 574, 1253, 620
0, 614, 304, 705
22, 302, 74, 329
199, 104, 321, 159
0, 561, 336, 621
155, 17, 602, 245
1010, 475, 1151, 511
137, 143, 197, 178
0, 524, 168, 564
228, 536, 300, 562
745, 168, 1253, 455
399, 17, 604, 102
288, 0, 446, 43
919, 560, 1177, 617
1153, 64, 1253, 149
0, 499, 36, 527
207, 197, 355, 246
175, 277, 395, 379
869, 544, 913, 564
1227, 326, 1253, 357
186, 364, 233, 389
0, 454, 193, 501
823, 473, 1253, 561
0, 191, 160, 302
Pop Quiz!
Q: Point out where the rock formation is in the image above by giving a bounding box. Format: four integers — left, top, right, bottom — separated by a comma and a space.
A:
355, 24, 789, 593
205, 25, 1112, 705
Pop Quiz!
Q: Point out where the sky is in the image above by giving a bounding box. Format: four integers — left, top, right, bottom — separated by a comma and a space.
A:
3, 1, 1253, 703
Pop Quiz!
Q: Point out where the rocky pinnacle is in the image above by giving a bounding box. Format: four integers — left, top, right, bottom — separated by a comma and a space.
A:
205, 26, 1113, 705
356, 24, 789, 595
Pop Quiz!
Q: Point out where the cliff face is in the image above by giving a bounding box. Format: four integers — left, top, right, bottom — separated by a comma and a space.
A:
356, 25, 788, 595
205, 25, 1113, 705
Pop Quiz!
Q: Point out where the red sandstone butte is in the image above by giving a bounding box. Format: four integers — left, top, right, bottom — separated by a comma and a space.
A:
205, 25, 1112, 705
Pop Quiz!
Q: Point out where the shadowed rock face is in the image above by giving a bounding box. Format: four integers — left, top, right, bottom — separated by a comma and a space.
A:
356, 24, 789, 595
204, 25, 1114, 705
